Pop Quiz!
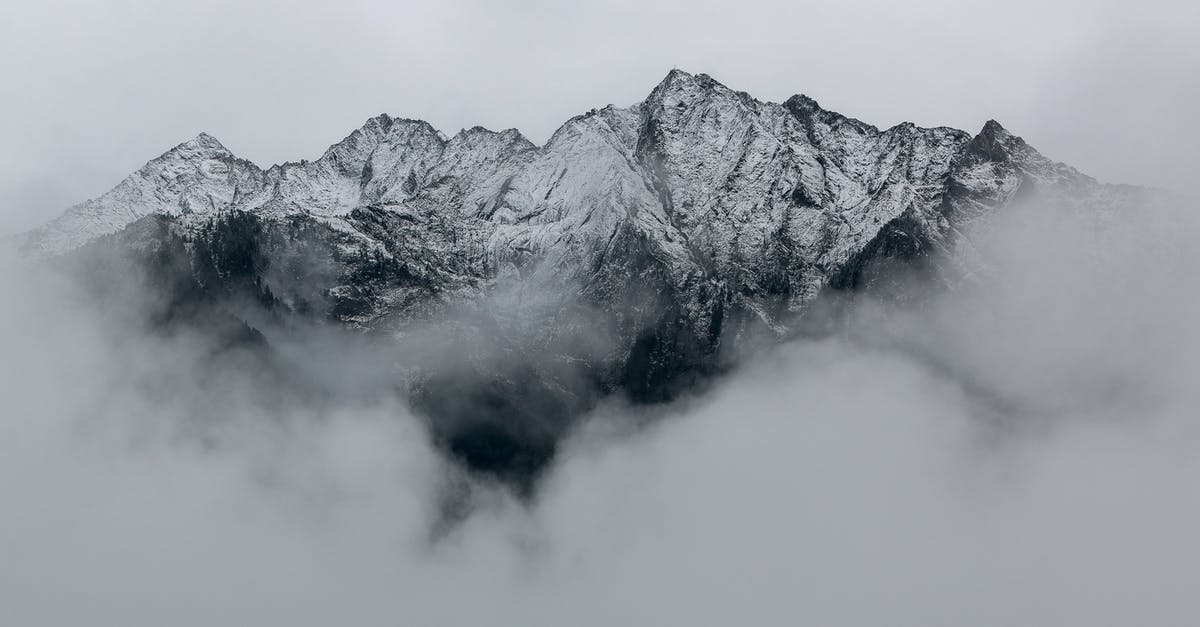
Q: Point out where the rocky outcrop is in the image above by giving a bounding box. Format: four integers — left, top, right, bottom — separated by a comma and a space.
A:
19, 70, 1148, 486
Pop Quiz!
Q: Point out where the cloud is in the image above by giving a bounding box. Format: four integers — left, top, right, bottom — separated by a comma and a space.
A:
1, 184, 1199, 626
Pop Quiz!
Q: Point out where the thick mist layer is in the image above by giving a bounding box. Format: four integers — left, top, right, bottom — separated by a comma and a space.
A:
1, 197, 1198, 625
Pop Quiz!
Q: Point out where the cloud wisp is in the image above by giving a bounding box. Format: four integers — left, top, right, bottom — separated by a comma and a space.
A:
0, 194, 1198, 625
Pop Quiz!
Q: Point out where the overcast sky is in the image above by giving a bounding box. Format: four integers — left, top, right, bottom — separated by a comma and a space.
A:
2, 0, 1197, 234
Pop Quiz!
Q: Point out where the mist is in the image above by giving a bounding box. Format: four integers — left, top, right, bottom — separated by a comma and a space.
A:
1, 173, 1198, 627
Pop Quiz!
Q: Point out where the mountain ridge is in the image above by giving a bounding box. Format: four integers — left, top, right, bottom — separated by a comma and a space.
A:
24, 68, 1095, 259
18, 68, 1150, 350
12, 69, 1152, 486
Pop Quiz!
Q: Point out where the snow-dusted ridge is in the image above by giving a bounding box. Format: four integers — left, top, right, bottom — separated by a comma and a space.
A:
21, 69, 1146, 330
14, 69, 1158, 483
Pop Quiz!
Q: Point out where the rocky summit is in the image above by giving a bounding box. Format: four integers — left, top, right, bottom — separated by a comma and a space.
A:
17, 70, 1147, 489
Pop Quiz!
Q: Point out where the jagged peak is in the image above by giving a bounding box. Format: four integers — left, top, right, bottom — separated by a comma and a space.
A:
362, 113, 396, 133
963, 119, 1027, 163
447, 126, 537, 153
785, 93, 821, 110
784, 93, 882, 136
660, 68, 695, 85
192, 132, 224, 147
454, 125, 521, 138
136, 133, 236, 173
317, 114, 447, 164
982, 120, 1034, 151
169, 132, 230, 155
358, 114, 441, 138
646, 68, 740, 103
541, 103, 643, 151
646, 68, 691, 101
978, 119, 1018, 145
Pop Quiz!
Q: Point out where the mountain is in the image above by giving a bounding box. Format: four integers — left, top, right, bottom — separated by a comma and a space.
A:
16, 70, 1148, 489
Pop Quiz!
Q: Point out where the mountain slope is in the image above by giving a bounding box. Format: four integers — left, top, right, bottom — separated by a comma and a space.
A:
17, 69, 1148, 487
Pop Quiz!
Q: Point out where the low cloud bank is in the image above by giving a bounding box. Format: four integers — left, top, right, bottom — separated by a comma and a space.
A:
1, 197, 1198, 626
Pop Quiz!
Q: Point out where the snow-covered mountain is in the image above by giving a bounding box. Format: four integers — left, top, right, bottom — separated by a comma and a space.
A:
24, 69, 1139, 299
16, 70, 1150, 484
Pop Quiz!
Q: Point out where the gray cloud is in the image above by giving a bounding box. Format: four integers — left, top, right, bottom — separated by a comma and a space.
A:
1, 190, 1198, 625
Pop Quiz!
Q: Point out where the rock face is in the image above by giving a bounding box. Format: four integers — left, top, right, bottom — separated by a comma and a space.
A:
18, 70, 1147, 487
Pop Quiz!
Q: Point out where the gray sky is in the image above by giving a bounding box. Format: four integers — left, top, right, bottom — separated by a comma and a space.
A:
1, 0, 1197, 234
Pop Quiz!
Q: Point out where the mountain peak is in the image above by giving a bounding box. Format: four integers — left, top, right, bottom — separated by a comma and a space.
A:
662, 67, 694, 82
125, 133, 236, 177
187, 132, 228, 151
363, 113, 396, 132
159, 132, 233, 162
650, 68, 727, 95
648, 68, 693, 96
784, 93, 822, 112
355, 113, 443, 137
782, 92, 881, 135
964, 119, 1024, 163
980, 119, 1010, 138
645, 68, 749, 115
20, 71, 1134, 488
24, 70, 1123, 265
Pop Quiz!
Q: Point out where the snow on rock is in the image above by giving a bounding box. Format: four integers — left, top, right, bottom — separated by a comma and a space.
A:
21, 70, 1147, 332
